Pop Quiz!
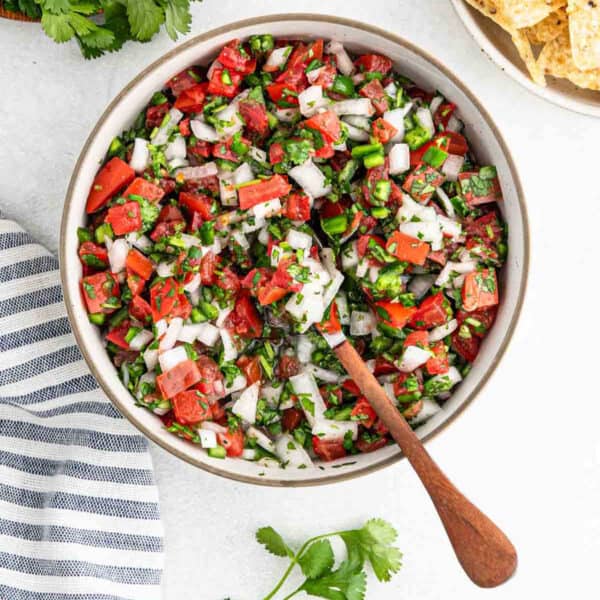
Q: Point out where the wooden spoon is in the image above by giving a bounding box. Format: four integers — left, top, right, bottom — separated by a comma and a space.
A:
332, 338, 517, 587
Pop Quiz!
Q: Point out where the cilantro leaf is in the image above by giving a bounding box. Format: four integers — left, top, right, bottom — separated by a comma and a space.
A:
164, 0, 192, 41
3, 0, 41, 19
126, 0, 164, 42
299, 539, 335, 580
68, 13, 98, 37
101, 0, 132, 53
256, 526, 291, 557
41, 0, 71, 13
300, 560, 367, 600
41, 13, 75, 43
79, 26, 115, 50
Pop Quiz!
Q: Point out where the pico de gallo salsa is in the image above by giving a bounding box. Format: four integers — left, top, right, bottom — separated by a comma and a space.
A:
78, 35, 506, 468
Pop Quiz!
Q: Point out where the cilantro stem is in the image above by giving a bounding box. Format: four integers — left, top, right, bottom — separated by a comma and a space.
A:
262, 530, 352, 600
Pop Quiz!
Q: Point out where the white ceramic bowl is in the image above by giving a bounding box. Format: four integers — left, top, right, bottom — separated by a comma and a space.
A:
60, 14, 529, 486
451, 0, 600, 117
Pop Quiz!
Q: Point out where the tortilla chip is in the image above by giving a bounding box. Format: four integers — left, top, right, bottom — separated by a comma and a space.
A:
524, 7, 569, 44
567, 0, 600, 71
463, 0, 514, 32
538, 30, 600, 88
502, 0, 567, 28
512, 30, 547, 84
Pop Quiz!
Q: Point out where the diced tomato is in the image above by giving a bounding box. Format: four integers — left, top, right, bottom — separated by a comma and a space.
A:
105, 201, 142, 236
85, 158, 135, 214
207, 67, 243, 98
218, 39, 257, 75
216, 267, 241, 293
217, 428, 244, 457
316, 301, 341, 334
426, 341, 449, 375
78, 242, 108, 270
269, 142, 285, 165
81, 271, 120, 314
385, 231, 430, 266
238, 175, 291, 210
313, 143, 335, 159
187, 138, 212, 158
402, 163, 446, 203
125, 249, 153, 280
312, 436, 347, 461
178, 191, 216, 220
172, 390, 211, 425
179, 118, 191, 137
356, 434, 389, 453
451, 330, 480, 363
311, 63, 336, 88
150, 206, 185, 241
200, 252, 220, 285
146, 103, 169, 129
464, 211, 503, 244
403, 330, 429, 348
239, 100, 270, 138
150, 277, 179, 322
371, 117, 397, 144
434, 102, 456, 130
265, 82, 299, 106
359, 79, 388, 114
443, 131, 469, 155
129, 295, 153, 324
194, 355, 225, 397
456, 306, 497, 339
428, 250, 447, 266
374, 301, 417, 329
123, 177, 165, 203
406, 86, 434, 104
166, 67, 202, 97
281, 407, 304, 431
174, 82, 209, 113
351, 397, 377, 428
342, 379, 362, 396
126, 273, 145, 297
459, 169, 503, 206
410, 292, 449, 330
227, 294, 263, 338
289, 39, 323, 68
156, 359, 202, 399
321, 385, 343, 407
303, 110, 341, 143
257, 285, 288, 305
357, 234, 386, 258
105, 320, 131, 350
237, 355, 261, 386
462, 269, 499, 312
355, 53, 393, 74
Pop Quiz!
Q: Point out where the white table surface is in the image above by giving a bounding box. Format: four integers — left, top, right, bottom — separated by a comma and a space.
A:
1, 1, 599, 598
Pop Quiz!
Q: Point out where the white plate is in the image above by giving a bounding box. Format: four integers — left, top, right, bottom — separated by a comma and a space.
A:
60, 14, 529, 486
451, 0, 600, 117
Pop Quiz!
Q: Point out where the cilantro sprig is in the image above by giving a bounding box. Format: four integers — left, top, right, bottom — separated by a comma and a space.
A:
257, 518, 402, 600
2, 0, 201, 59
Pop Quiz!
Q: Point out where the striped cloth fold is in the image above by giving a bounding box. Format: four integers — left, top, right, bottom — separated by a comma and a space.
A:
0, 219, 164, 600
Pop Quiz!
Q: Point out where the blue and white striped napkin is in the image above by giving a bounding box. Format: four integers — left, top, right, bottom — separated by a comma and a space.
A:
0, 218, 164, 600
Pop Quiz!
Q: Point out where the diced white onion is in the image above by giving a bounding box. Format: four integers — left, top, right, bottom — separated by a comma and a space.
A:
252, 198, 282, 220
159, 317, 184, 351
350, 311, 376, 336
409, 398, 441, 426
341, 241, 359, 270
199, 429, 217, 449
343, 122, 370, 142
265, 45, 292, 69
249, 145, 267, 163
289, 160, 331, 198
430, 95, 444, 116
215, 305, 233, 328
285, 283, 325, 332
435, 261, 476, 287
320, 248, 337, 276
400, 221, 443, 251
399, 346, 431, 372
152, 108, 183, 146
429, 366, 462, 393
296, 335, 314, 363
143, 347, 158, 371
312, 419, 358, 441
136, 371, 156, 400
155, 319, 168, 338
233, 162, 254, 186
183, 273, 201, 294
219, 175, 237, 207
382, 108, 406, 142
220, 328, 238, 362
289, 371, 327, 426
388, 143, 410, 175
156, 261, 175, 277
438, 215, 462, 240
225, 373, 247, 395
325, 41, 355, 76
331, 98, 375, 117
415, 107, 435, 138
232, 382, 260, 424
246, 426, 275, 453
355, 258, 368, 278
342, 115, 371, 131
429, 319, 458, 343
447, 115, 463, 133
215, 101, 244, 139
261, 383, 283, 407
336, 292, 350, 325
275, 434, 313, 468
298, 85, 328, 117
231, 230, 249, 250
108, 238, 129, 273
158, 344, 188, 372
175, 162, 218, 181
286, 229, 313, 250
408, 274, 436, 299
200, 420, 228, 434
307, 364, 342, 383
442, 154, 464, 182
435, 187, 455, 218
165, 135, 187, 160
384, 81, 398, 97
129, 329, 153, 351
322, 270, 344, 310
242, 215, 266, 234
321, 330, 346, 349
190, 119, 219, 142
275, 108, 300, 123
126, 233, 153, 252
129, 138, 150, 173
396, 193, 437, 223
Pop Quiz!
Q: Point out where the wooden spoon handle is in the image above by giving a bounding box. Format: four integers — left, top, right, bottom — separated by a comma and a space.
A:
334, 340, 517, 587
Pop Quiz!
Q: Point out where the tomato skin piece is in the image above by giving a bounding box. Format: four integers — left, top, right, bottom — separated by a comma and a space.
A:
374, 300, 417, 329
199, 252, 220, 285
425, 341, 449, 375
403, 330, 429, 348
105, 320, 131, 350
351, 397, 377, 428
217, 428, 244, 457
122, 177, 165, 203
178, 191, 216, 220
166, 67, 202, 97
269, 142, 285, 165
157, 359, 202, 399
227, 294, 263, 338
257, 285, 288, 305
125, 249, 153, 280
402, 163, 446, 204
207, 67, 243, 98
78, 242, 108, 270
355, 53, 393, 74
359, 79, 389, 114
462, 269, 499, 312
194, 355, 225, 397
238, 175, 292, 210
126, 273, 145, 297
371, 117, 398, 144
105, 201, 142, 236
385, 231, 430, 266
150, 277, 181, 322
459, 171, 503, 206
146, 103, 169, 129
303, 110, 341, 144
410, 292, 449, 330
217, 39, 257, 75
238, 100, 270, 138
373, 357, 397, 376
356, 434, 389, 454
86, 158, 135, 214
433, 102, 457, 130
451, 330, 480, 363
172, 390, 211, 425
282, 192, 311, 221
174, 83, 209, 113
456, 306, 497, 339
312, 436, 347, 461
281, 407, 304, 432
265, 82, 299, 106
276, 355, 300, 379
129, 295, 152, 324
237, 355, 261, 386
316, 301, 341, 334
81, 271, 120, 314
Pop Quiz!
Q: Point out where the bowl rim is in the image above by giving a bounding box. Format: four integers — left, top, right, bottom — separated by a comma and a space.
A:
450, 0, 600, 118
60, 12, 530, 487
